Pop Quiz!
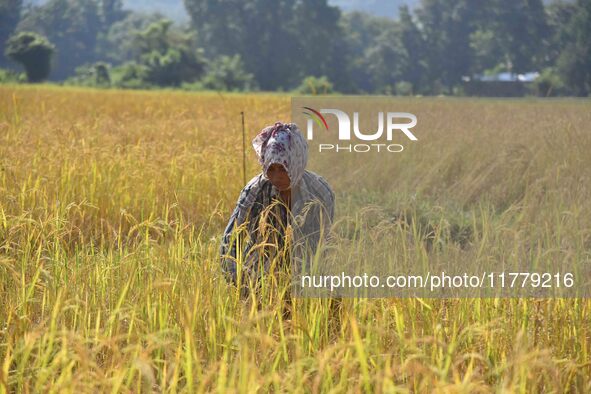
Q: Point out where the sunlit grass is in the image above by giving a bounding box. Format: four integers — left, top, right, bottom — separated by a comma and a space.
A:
0, 85, 590, 392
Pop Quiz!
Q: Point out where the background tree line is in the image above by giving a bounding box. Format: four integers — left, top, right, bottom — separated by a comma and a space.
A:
1, 0, 589, 96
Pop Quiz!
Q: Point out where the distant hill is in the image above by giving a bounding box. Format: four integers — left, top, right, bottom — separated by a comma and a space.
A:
330, 0, 419, 18
24, 0, 564, 23
124, 0, 420, 21
123, 0, 190, 22
24, 0, 420, 22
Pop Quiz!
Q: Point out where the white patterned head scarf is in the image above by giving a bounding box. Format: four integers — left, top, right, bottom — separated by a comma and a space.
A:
252, 121, 308, 188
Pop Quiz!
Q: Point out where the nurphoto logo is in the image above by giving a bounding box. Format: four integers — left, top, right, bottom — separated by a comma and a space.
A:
302, 106, 418, 153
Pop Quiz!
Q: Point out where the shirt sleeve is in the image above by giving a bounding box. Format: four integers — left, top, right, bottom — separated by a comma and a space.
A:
315, 174, 335, 233
219, 203, 240, 285
293, 174, 336, 271
219, 176, 260, 285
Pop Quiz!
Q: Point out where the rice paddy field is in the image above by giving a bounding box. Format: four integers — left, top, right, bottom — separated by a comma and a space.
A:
1, 84, 590, 393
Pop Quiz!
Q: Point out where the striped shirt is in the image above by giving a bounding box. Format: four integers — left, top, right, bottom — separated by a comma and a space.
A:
219, 170, 335, 286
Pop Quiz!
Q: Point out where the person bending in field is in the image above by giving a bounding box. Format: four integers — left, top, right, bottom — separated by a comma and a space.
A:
219, 121, 335, 295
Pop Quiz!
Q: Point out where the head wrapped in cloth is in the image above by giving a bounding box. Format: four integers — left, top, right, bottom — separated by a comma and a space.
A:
252, 122, 308, 188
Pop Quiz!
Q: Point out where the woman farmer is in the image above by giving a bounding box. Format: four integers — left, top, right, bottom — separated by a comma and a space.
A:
219, 121, 335, 294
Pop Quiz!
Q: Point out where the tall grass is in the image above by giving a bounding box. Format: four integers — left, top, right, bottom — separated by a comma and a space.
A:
0, 85, 590, 392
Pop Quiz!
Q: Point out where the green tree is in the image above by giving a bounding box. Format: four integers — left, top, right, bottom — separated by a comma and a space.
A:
5, 31, 55, 82
96, 12, 163, 64
469, 28, 505, 73
111, 61, 148, 88
472, 0, 550, 73
99, 0, 127, 27
186, 0, 299, 90
0, 0, 23, 67
134, 19, 206, 86
16, 0, 127, 80
183, 0, 348, 91
339, 11, 395, 93
397, 5, 426, 93
364, 23, 407, 94
201, 54, 257, 91
67, 61, 111, 87
183, 0, 245, 58
532, 67, 567, 97
297, 75, 333, 95
416, 0, 488, 94
555, 0, 591, 96
290, 0, 351, 92
545, 0, 578, 67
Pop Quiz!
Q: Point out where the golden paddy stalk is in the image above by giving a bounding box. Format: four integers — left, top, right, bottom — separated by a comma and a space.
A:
0, 85, 590, 392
